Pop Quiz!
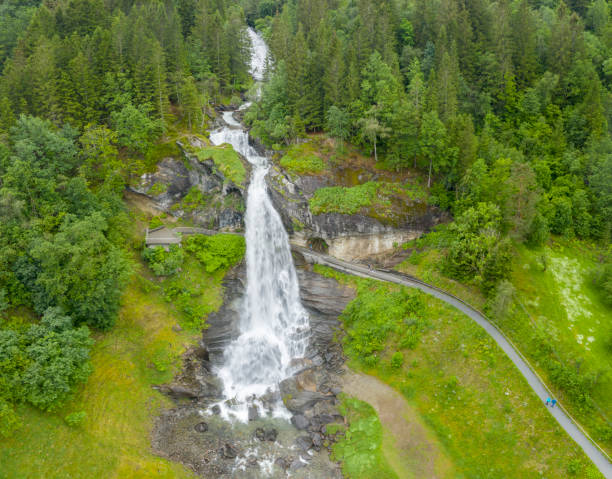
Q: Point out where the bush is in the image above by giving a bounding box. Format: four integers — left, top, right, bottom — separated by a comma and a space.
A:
142, 244, 184, 276
0, 308, 93, 411
65, 411, 87, 427
0, 400, 21, 438
184, 234, 245, 273
591, 261, 612, 306
390, 351, 404, 369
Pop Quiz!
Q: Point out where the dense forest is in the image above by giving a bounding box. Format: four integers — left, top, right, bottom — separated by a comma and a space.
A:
0, 0, 251, 437
242, 0, 612, 297
0, 0, 611, 450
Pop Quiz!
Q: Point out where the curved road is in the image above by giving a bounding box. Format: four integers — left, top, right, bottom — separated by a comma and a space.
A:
293, 245, 612, 478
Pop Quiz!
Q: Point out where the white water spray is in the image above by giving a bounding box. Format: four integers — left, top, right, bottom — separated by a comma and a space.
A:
209, 28, 309, 422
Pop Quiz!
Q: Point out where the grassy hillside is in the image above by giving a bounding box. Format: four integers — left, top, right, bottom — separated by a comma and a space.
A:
315, 265, 604, 478
396, 234, 612, 456
0, 199, 234, 479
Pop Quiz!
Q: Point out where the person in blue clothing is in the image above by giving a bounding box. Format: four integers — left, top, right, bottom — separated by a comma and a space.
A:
551, 399, 557, 408
546, 397, 551, 406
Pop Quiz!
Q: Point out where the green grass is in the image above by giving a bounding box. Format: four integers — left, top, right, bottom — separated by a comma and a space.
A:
195, 145, 246, 186
331, 396, 398, 479
0, 203, 237, 478
309, 182, 381, 215
315, 265, 605, 478
396, 233, 612, 454
309, 181, 428, 223
279, 142, 327, 176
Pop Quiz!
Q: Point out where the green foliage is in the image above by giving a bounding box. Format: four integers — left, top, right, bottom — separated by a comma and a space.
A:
332, 396, 398, 479
148, 216, 164, 229
184, 234, 245, 273
0, 400, 20, 438
390, 351, 404, 369
279, 143, 326, 175
0, 308, 93, 414
142, 245, 184, 277
196, 145, 246, 186
341, 285, 427, 367
591, 260, 612, 306
444, 203, 513, 294
310, 182, 379, 215
64, 411, 87, 427
175, 186, 207, 212
29, 213, 130, 329
111, 103, 162, 156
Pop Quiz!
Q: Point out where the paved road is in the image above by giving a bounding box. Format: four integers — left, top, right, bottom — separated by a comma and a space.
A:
294, 245, 612, 478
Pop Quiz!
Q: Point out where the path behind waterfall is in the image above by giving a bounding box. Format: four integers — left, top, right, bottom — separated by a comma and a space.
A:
294, 246, 612, 479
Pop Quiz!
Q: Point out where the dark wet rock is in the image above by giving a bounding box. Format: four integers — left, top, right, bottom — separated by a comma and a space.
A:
297, 270, 356, 317
202, 265, 245, 363
264, 428, 278, 442
280, 377, 330, 414
289, 459, 307, 472
159, 385, 199, 400
291, 414, 310, 430
311, 432, 323, 449
211, 405, 221, 415
255, 427, 265, 441
248, 405, 259, 422
194, 422, 208, 433
221, 443, 238, 459
275, 456, 290, 470
295, 435, 313, 452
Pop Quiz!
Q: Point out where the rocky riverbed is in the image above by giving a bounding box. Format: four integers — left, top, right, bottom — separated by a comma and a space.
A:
151, 251, 355, 478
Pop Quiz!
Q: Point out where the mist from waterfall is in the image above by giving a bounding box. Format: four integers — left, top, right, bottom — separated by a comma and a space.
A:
208, 28, 309, 422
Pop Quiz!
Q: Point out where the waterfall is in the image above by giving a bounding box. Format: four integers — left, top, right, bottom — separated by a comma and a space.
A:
208, 28, 309, 421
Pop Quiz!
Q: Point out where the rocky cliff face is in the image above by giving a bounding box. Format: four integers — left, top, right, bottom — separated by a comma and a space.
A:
266, 165, 449, 261
130, 135, 247, 231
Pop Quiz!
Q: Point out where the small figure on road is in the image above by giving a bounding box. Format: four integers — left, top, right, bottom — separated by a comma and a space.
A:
546, 397, 551, 406
368, 263, 372, 271
551, 399, 557, 408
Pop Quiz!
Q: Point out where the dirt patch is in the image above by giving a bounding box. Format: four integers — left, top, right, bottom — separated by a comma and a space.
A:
341, 369, 455, 479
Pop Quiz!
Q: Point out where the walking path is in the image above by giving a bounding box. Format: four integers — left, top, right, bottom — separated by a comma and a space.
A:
341, 369, 455, 478
294, 246, 612, 479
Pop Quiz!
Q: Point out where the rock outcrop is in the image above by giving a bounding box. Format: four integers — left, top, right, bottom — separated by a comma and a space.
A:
265, 165, 449, 261
130, 135, 247, 231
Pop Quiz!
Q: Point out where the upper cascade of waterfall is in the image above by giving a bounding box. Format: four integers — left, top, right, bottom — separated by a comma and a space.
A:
247, 27, 268, 82
207, 28, 310, 423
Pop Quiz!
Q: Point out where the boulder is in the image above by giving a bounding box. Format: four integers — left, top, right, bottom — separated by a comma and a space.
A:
291, 414, 310, 430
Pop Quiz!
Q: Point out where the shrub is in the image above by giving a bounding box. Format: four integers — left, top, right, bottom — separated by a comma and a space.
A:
142, 244, 184, 276
184, 234, 245, 273
390, 351, 404, 369
0, 400, 21, 438
65, 411, 87, 427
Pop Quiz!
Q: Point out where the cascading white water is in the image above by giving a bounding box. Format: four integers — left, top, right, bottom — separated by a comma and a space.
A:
208, 28, 309, 422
